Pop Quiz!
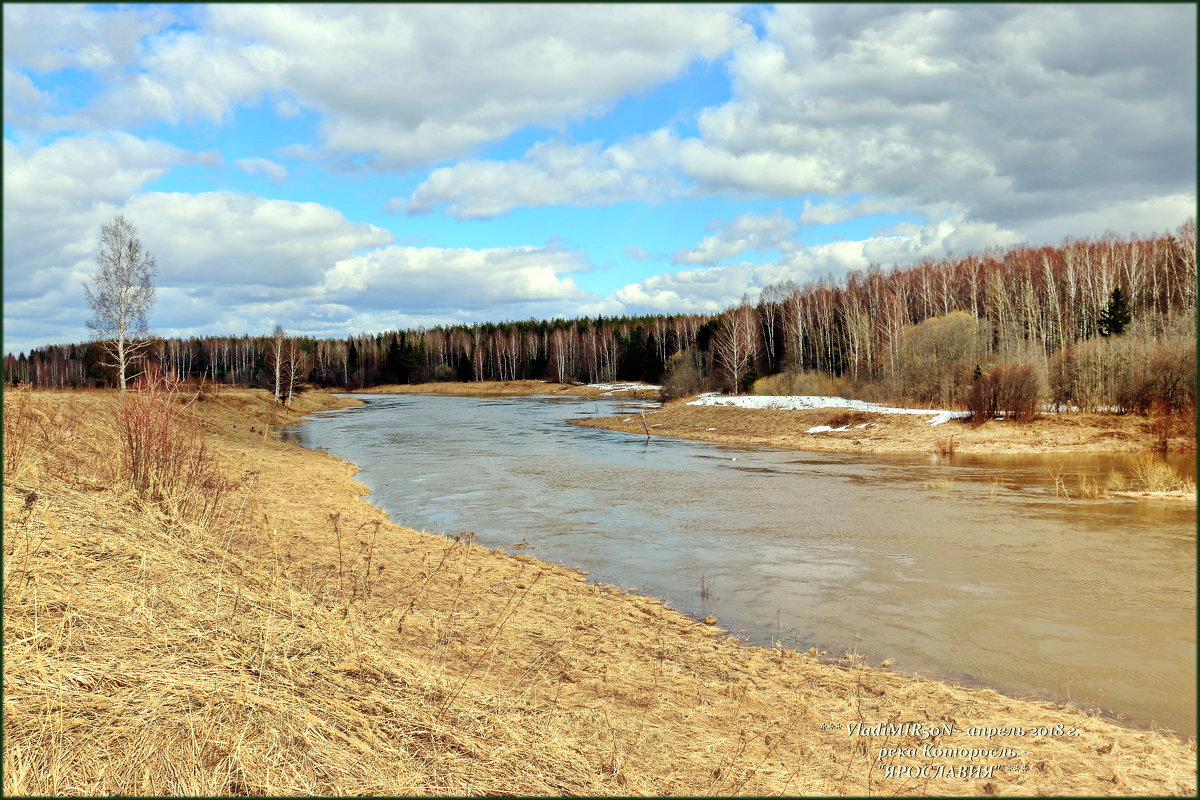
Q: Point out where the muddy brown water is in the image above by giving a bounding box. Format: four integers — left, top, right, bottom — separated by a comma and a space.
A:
282, 393, 1197, 736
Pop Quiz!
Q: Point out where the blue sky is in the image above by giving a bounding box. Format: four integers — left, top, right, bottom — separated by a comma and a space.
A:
4, 3, 1195, 354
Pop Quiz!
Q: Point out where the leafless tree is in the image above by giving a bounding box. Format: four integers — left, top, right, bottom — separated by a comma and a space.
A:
713, 299, 759, 394
267, 324, 285, 404
84, 215, 157, 394
283, 339, 307, 409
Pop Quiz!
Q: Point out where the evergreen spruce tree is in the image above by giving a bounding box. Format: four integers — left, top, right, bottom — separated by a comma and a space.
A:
1097, 287, 1132, 336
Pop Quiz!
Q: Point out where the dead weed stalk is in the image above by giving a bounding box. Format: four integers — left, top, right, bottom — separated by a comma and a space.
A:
114, 370, 235, 525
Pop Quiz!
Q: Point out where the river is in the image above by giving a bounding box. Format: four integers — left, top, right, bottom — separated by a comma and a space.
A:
282, 392, 1196, 736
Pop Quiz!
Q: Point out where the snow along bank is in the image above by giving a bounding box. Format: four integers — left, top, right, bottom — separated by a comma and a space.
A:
685, 394, 970, 427
586, 382, 662, 396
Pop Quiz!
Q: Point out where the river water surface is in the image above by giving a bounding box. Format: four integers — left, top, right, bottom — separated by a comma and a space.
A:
284, 393, 1196, 736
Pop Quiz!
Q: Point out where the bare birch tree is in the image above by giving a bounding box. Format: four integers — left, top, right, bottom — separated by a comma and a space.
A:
267, 325, 285, 404
83, 215, 157, 394
713, 300, 758, 394
283, 339, 307, 408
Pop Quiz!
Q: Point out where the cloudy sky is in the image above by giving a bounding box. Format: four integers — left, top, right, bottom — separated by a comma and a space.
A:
4, 3, 1195, 355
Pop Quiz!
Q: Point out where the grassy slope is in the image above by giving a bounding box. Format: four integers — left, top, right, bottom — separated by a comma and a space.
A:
4, 387, 1195, 795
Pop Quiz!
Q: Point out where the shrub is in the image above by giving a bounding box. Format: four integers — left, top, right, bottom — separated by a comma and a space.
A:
896, 311, 989, 407
1132, 457, 1195, 493
662, 348, 709, 398
966, 362, 1044, 422
431, 364, 457, 382
114, 369, 234, 523
1115, 338, 1196, 415
1049, 315, 1195, 414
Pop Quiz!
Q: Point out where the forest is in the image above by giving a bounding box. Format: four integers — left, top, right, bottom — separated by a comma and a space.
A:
7, 220, 1196, 417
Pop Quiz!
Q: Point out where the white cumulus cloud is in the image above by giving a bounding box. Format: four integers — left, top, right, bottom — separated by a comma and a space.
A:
323, 245, 589, 312
234, 157, 288, 183
403, 133, 681, 218
82, 4, 748, 169
673, 211, 797, 265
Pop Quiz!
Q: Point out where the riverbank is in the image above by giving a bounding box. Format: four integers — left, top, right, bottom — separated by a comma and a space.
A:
573, 395, 1197, 456
4, 387, 1195, 795
357, 379, 662, 399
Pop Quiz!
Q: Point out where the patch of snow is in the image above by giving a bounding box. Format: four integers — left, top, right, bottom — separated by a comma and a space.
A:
587, 382, 662, 392
688, 394, 970, 426
706, 427, 717, 431
805, 424, 851, 433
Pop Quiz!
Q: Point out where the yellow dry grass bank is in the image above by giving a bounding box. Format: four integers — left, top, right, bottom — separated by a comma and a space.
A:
4, 386, 1195, 795
575, 398, 1198, 457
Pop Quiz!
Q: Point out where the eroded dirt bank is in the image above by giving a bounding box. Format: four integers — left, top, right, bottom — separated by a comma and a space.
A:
4, 387, 1194, 795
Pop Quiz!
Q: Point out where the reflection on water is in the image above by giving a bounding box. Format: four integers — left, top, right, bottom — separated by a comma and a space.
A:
284, 393, 1196, 735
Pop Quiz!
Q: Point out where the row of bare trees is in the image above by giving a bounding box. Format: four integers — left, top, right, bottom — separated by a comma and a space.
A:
9, 221, 1195, 413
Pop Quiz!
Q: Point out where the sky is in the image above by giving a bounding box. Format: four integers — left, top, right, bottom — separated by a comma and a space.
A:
3, 3, 1196, 355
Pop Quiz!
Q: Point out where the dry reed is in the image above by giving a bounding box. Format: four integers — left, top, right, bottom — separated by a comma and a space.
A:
1132, 457, 1195, 493
932, 435, 958, 456
1077, 473, 1108, 499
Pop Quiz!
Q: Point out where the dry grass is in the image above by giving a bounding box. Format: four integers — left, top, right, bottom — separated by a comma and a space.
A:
825, 409, 874, 429
1077, 473, 1108, 499
113, 371, 236, 524
574, 398, 1197, 456
1132, 457, 1196, 493
4, 387, 1197, 795
933, 435, 958, 456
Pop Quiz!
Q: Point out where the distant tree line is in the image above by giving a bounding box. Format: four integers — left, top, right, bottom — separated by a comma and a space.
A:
7, 220, 1195, 415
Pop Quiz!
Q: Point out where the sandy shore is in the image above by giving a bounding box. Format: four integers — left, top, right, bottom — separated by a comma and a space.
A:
4, 387, 1195, 795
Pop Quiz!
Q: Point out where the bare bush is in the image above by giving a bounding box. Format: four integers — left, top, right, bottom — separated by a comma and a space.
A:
896, 311, 988, 406
1132, 457, 1195, 493
1050, 316, 1195, 414
114, 368, 234, 522
966, 362, 1045, 422
662, 347, 709, 398
1115, 338, 1196, 415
